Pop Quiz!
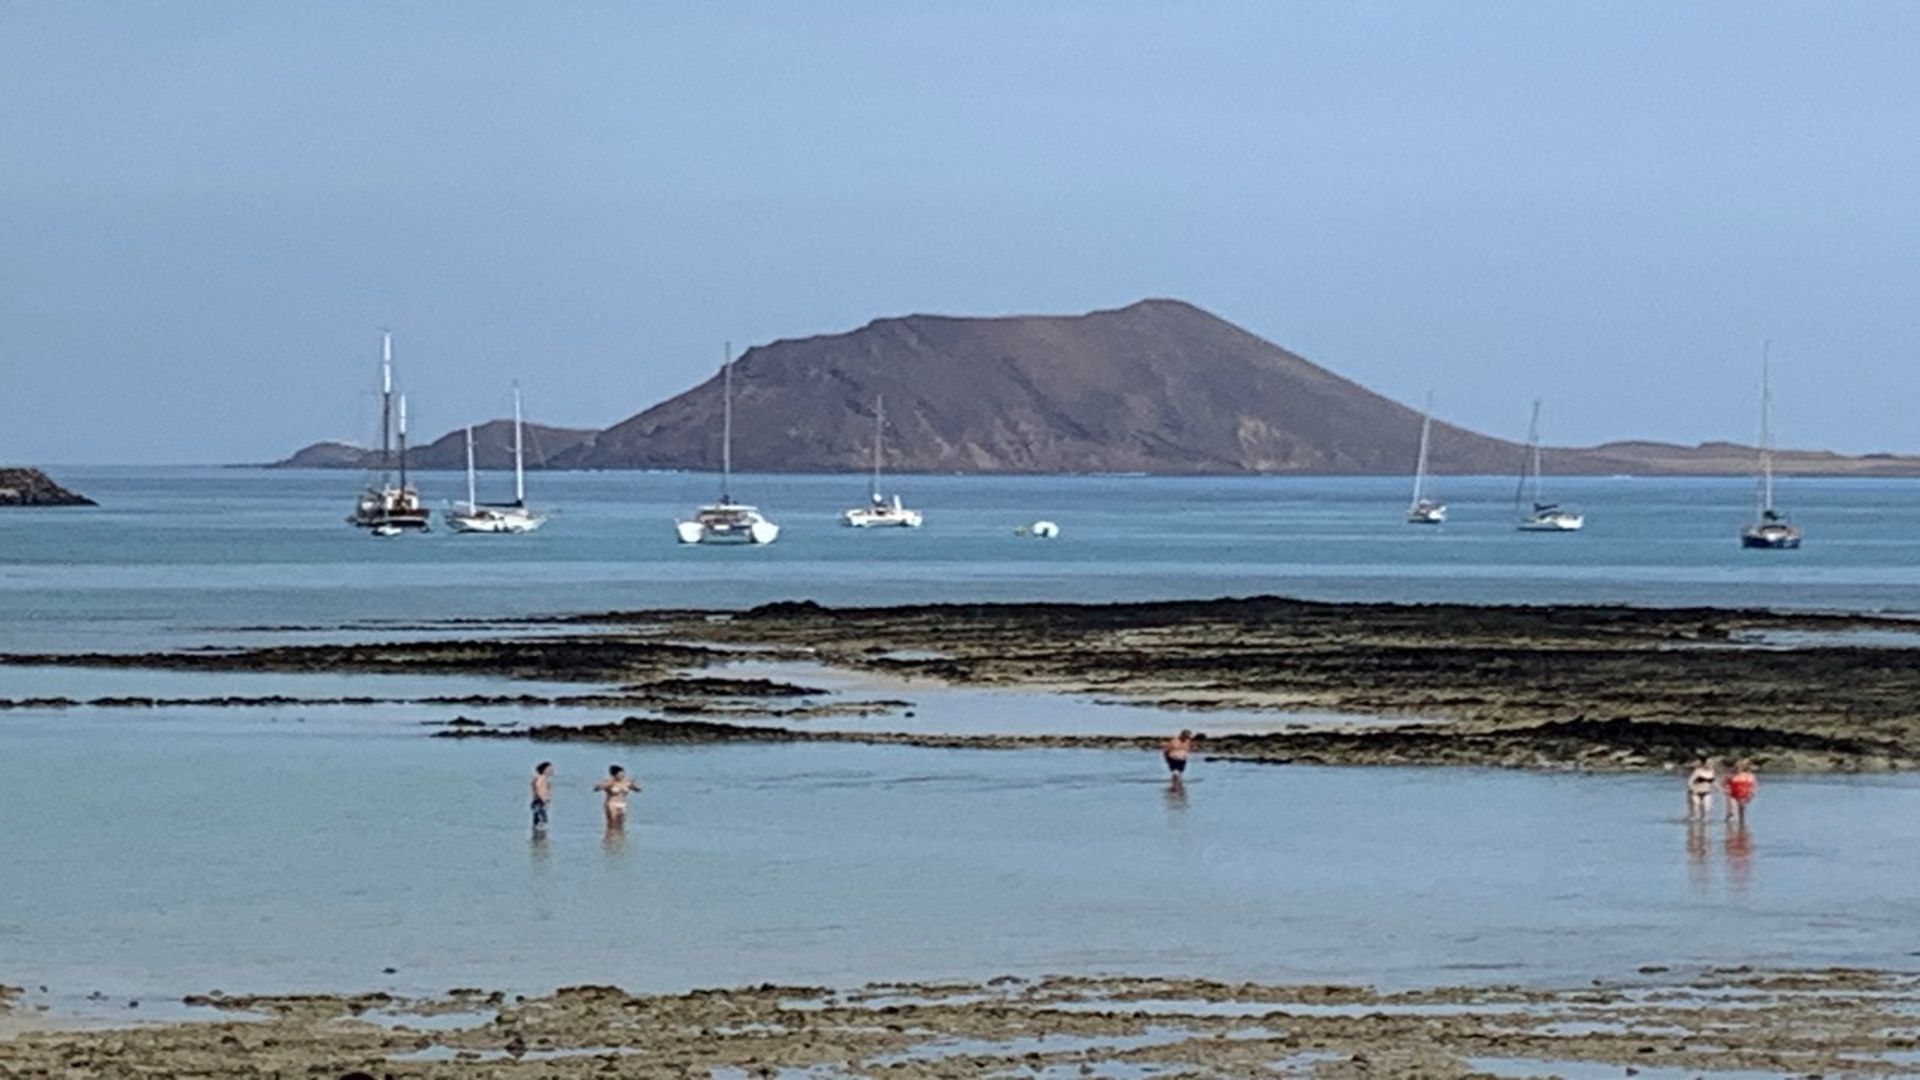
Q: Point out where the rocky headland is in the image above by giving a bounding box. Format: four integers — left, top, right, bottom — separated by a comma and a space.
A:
0, 468, 94, 507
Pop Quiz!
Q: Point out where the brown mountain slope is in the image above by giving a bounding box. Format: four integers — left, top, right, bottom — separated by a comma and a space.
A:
558, 299, 1528, 474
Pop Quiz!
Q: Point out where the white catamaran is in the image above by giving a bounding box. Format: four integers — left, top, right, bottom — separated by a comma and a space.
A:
1406, 393, 1446, 524
676, 345, 779, 545
1514, 399, 1584, 532
445, 384, 547, 534
348, 331, 430, 533
1740, 344, 1802, 550
842, 395, 923, 528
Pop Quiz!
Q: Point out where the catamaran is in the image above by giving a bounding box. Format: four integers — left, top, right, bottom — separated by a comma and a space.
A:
1740, 345, 1802, 550
1514, 399, 1584, 532
446, 384, 547, 534
348, 331, 430, 533
1406, 393, 1446, 524
842, 395, 923, 528
676, 345, 779, 545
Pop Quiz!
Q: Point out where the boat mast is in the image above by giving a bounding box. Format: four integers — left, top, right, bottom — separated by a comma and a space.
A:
1411, 392, 1434, 510
721, 342, 733, 503
512, 382, 526, 508
379, 330, 394, 482
871, 394, 885, 501
1758, 341, 1774, 518
464, 426, 477, 514
1526, 399, 1545, 506
397, 393, 410, 493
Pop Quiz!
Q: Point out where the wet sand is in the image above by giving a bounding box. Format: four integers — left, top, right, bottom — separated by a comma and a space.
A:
13, 596, 1917, 771
3, 968, 1915, 1077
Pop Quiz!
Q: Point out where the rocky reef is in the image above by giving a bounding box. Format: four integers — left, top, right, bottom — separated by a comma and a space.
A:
0, 468, 94, 507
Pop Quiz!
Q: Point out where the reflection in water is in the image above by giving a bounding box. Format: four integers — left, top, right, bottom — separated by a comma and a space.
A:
601, 824, 628, 860
1685, 820, 1709, 889
1724, 823, 1753, 892
529, 829, 551, 874
1163, 776, 1189, 815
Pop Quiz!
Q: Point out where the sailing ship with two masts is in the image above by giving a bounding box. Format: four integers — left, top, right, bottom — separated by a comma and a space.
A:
842, 395, 923, 528
676, 344, 780, 545
1514, 399, 1585, 532
445, 384, 547, 534
1740, 344, 1803, 550
347, 331, 430, 534
1406, 393, 1446, 525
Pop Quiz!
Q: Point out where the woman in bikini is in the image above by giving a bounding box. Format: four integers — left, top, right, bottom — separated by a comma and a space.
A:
593, 764, 637, 827
1686, 757, 1716, 820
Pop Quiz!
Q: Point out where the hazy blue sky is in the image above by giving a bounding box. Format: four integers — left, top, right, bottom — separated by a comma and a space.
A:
5, 2, 1917, 463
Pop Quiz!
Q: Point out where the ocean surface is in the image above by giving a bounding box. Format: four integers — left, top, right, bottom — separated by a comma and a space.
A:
5, 466, 1920, 1017
6, 700, 1918, 1009
4, 466, 1920, 653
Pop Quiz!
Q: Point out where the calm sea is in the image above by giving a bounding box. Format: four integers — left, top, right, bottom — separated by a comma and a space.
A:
5, 466, 1920, 1012
4, 466, 1920, 653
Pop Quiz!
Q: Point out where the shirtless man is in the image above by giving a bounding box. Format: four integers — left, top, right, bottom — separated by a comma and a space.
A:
593, 764, 637, 827
1686, 757, 1716, 820
530, 762, 553, 829
1163, 730, 1194, 779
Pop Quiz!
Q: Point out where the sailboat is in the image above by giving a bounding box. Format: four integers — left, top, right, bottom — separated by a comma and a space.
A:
348, 331, 430, 533
1740, 345, 1802, 550
445, 384, 548, 534
842, 395, 923, 528
1406, 393, 1446, 524
1514, 400, 1584, 532
675, 344, 780, 545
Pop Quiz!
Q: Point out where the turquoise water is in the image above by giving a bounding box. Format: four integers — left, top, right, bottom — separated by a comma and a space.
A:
5, 467, 1920, 652
5, 703, 1916, 1007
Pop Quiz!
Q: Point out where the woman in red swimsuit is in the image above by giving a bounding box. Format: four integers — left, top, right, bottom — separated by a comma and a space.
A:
1724, 760, 1757, 822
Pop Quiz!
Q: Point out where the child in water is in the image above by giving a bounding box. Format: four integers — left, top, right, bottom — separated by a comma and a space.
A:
1724, 759, 1757, 822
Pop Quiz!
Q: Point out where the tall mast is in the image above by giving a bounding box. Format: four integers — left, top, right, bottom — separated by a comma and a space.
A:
1411, 392, 1434, 510
512, 382, 526, 507
721, 342, 733, 503
397, 393, 410, 492
379, 330, 394, 480
1758, 341, 1774, 517
872, 394, 885, 500
464, 425, 477, 514
1528, 399, 1545, 504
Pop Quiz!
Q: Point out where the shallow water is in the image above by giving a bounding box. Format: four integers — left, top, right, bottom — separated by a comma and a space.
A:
10, 468, 1920, 653
3, 703, 1916, 1013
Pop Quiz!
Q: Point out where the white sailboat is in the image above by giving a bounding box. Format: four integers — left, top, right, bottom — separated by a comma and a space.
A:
445, 384, 547, 534
842, 395, 923, 528
1740, 344, 1802, 550
1515, 399, 1584, 532
348, 331, 429, 532
1406, 393, 1446, 525
676, 344, 779, 545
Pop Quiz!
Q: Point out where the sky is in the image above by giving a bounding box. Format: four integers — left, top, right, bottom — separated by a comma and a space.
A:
4, 2, 1918, 464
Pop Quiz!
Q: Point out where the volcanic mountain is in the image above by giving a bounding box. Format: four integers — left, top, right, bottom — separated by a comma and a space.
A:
557, 299, 1527, 474
278, 300, 1920, 476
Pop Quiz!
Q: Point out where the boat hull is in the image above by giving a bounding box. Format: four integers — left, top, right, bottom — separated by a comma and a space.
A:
1517, 513, 1584, 532
1741, 525, 1802, 549
677, 507, 779, 545
1406, 504, 1447, 525
843, 508, 923, 528
446, 508, 546, 534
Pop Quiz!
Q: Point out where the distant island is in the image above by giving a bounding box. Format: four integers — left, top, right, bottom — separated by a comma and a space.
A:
0, 468, 95, 507
274, 299, 1920, 476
